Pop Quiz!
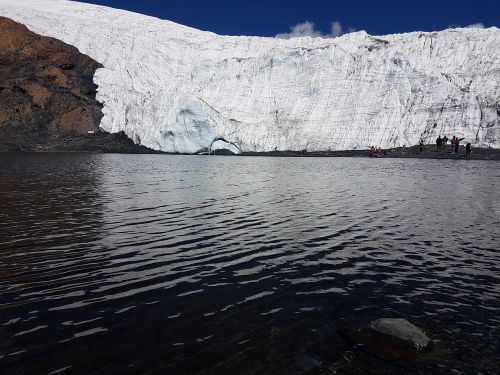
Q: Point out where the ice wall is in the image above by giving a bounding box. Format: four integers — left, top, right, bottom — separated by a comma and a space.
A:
1, 0, 499, 152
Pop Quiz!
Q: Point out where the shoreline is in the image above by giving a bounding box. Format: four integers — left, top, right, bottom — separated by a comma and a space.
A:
2, 142, 499, 160
238, 145, 500, 160
0, 131, 165, 154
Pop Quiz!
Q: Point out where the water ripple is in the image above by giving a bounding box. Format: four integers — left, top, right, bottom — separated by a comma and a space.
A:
0, 154, 499, 374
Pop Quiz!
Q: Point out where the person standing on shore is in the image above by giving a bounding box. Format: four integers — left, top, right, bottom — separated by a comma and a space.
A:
419, 139, 424, 153
369, 145, 375, 157
443, 135, 448, 146
451, 136, 456, 153
466, 143, 472, 157
436, 135, 443, 151
455, 137, 464, 154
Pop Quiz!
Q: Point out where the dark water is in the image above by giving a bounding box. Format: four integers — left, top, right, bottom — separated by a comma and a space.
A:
0, 154, 499, 375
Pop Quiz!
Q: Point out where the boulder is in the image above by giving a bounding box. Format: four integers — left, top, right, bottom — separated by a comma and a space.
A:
339, 318, 447, 367
369, 318, 432, 351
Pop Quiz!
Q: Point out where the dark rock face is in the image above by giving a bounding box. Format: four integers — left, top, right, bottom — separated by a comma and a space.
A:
35, 131, 164, 154
0, 17, 104, 150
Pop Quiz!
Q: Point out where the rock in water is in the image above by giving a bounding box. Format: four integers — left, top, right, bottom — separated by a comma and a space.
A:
293, 354, 321, 372
339, 319, 447, 367
369, 318, 432, 351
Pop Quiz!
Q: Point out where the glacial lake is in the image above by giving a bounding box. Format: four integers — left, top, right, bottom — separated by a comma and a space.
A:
1, 154, 499, 374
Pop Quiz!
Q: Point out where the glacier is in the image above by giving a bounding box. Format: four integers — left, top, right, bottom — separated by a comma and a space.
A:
1, 0, 499, 153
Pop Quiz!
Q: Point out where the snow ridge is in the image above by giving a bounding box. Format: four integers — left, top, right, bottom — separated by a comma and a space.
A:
1, 0, 499, 152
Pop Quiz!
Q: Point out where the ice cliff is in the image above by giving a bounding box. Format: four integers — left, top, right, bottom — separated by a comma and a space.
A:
1, 0, 499, 153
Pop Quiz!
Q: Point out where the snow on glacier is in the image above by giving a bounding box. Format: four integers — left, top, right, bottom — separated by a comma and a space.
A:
1, 0, 499, 153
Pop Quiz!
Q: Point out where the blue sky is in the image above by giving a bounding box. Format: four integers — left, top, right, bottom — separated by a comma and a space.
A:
76, 0, 499, 37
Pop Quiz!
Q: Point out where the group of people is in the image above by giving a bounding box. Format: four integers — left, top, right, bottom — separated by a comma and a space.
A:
369, 145, 385, 157
435, 135, 471, 156
368, 133, 472, 158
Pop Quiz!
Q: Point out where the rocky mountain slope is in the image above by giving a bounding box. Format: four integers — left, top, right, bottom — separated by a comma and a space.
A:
1, 0, 499, 153
0, 16, 103, 150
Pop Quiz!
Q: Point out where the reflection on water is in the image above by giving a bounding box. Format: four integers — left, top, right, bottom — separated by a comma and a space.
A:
0, 153, 499, 374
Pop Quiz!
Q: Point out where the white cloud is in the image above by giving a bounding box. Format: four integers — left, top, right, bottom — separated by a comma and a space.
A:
276, 21, 354, 39
330, 21, 343, 37
466, 23, 485, 29
275, 21, 323, 39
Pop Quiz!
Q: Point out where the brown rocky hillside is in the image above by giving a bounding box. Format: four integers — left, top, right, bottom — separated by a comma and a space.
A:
0, 17, 103, 150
